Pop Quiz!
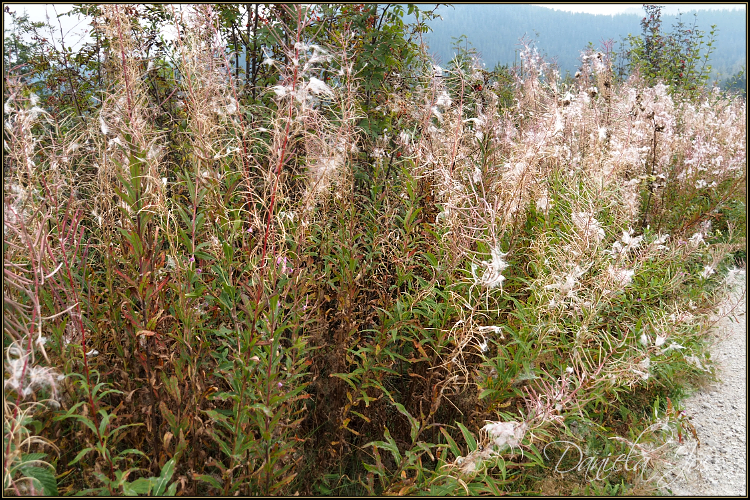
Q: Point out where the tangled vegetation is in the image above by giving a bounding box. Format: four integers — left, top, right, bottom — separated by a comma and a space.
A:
3, 4, 746, 495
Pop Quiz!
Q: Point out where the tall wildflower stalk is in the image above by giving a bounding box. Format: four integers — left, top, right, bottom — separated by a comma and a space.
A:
3, 77, 99, 493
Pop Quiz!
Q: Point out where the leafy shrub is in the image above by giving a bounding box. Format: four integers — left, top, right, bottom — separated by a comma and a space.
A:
620, 4, 718, 98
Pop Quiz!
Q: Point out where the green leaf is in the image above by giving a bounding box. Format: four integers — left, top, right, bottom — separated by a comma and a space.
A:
367, 430, 403, 468
185, 287, 206, 298
439, 427, 461, 459
524, 443, 546, 468
98, 409, 113, 436
206, 428, 233, 457
19, 466, 57, 496
414, 441, 435, 461
330, 372, 359, 390
456, 422, 477, 451
424, 251, 438, 268
68, 447, 93, 466
194, 251, 213, 261
153, 458, 177, 495
161, 373, 181, 404
65, 415, 96, 434
110, 422, 145, 438
382, 426, 402, 464
250, 403, 274, 418
392, 401, 420, 443
122, 477, 152, 496
478, 388, 496, 400
194, 473, 222, 490
21, 452, 48, 463
116, 448, 150, 462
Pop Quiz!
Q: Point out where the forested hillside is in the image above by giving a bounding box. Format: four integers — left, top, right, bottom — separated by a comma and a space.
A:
422, 4, 746, 84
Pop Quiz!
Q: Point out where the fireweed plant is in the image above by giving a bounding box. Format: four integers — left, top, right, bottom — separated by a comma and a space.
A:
3, 4, 746, 496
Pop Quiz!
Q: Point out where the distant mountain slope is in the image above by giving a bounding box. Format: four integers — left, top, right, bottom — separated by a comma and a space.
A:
421, 4, 746, 81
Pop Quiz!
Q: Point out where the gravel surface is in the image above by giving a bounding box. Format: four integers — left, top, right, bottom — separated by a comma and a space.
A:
658, 269, 747, 496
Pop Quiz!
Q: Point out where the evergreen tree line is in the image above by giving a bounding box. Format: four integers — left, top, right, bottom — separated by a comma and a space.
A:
420, 4, 746, 88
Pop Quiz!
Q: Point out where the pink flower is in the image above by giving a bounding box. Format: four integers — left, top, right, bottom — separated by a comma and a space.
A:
276, 256, 293, 274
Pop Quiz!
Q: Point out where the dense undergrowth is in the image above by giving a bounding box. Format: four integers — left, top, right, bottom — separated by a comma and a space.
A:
3, 4, 746, 496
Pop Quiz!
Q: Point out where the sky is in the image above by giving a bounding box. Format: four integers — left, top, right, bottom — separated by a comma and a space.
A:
5, 3, 747, 50
3, 4, 187, 51
533, 3, 747, 15
4, 4, 91, 51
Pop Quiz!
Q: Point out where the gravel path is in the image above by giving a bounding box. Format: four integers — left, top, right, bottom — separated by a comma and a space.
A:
658, 268, 747, 496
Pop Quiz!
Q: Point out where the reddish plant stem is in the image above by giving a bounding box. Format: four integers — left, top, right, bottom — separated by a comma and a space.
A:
204, 4, 255, 213
256, 6, 307, 494
57, 209, 117, 490
2, 218, 38, 476
114, 5, 134, 125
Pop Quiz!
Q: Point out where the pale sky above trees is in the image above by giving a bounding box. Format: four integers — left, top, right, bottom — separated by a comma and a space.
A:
534, 4, 746, 15
5, 3, 746, 52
